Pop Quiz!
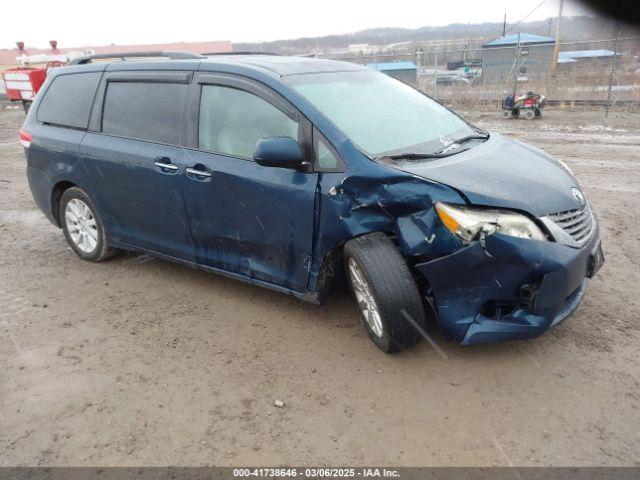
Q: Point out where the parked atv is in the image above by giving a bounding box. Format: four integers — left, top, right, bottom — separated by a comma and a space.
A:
502, 92, 546, 120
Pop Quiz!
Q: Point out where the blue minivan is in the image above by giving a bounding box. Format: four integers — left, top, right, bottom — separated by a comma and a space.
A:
21, 52, 604, 353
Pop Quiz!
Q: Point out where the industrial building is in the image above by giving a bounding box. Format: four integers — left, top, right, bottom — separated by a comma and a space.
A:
558, 49, 617, 67
0, 40, 233, 96
480, 33, 555, 84
365, 61, 418, 85
0, 40, 232, 71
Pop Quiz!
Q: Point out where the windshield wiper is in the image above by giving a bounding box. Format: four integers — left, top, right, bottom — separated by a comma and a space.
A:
435, 132, 490, 154
376, 147, 470, 161
374, 129, 489, 162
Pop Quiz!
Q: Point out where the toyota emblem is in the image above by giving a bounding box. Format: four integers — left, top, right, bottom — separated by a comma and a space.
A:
571, 187, 585, 205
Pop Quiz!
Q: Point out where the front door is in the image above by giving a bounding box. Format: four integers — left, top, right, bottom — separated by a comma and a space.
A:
182, 74, 317, 292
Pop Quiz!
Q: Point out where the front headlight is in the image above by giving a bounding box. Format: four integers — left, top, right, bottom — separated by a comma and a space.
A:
434, 202, 547, 243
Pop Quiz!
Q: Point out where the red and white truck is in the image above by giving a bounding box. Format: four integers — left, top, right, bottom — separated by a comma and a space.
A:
1, 54, 68, 112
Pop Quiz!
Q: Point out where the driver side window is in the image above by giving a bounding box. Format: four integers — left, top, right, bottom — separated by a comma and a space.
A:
199, 85, 298, 159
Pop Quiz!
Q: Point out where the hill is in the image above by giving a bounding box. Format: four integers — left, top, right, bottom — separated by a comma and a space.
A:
234, 15, 628, 54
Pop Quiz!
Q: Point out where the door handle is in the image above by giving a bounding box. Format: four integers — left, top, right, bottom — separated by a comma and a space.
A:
185, 167, 212, 178
154, 158, 178, 171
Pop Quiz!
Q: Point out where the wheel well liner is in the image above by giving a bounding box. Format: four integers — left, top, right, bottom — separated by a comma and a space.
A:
312, 230, 398, 303
51, 181, 77, 226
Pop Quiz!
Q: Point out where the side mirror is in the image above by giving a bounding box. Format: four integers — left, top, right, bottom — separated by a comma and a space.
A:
253, 137, 304, 169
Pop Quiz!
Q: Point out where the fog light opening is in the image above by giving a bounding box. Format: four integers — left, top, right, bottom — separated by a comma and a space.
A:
481, 300, 518, 320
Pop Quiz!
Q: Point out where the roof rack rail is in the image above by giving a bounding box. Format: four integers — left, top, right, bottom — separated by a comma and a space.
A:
202, 51, 279, 56
67, 50, 205, 65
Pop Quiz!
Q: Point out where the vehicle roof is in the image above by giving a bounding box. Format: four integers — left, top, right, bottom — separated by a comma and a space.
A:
58, 55, 370, 78
199, 55, 367, 77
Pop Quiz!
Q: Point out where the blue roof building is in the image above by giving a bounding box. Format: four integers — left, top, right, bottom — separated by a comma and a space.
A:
558, 49, 616, 63
366, 61, 417, 84
483, 34, 555, 48
365, 61, 417, 71
481, 34, 556, 83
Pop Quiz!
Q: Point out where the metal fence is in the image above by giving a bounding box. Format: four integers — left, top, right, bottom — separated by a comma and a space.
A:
316, 37, 640, 111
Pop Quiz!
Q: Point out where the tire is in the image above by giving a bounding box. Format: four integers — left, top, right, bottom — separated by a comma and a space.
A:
60, 187, 117, 262
21, 100, 31, 114
511, 109, 520, 119
344, 232, 426, 353
524, 109, 535, 120
534, 108, 542, 117
502, 110, 511, 119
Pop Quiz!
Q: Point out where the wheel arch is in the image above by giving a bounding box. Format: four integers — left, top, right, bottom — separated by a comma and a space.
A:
51, 180, 77, 227
311, 229, 399, 303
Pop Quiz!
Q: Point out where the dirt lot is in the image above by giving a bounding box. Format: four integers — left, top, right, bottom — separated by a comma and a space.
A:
1, 102, 639, 467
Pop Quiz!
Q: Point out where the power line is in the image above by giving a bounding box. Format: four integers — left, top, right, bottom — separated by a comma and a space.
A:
505, 0, 548, 35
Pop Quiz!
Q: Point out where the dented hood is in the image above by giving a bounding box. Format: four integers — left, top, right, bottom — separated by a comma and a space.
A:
388, 134, 582, 217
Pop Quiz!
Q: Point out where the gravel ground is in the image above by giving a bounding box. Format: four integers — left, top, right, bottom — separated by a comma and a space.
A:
1, 102, 639, 467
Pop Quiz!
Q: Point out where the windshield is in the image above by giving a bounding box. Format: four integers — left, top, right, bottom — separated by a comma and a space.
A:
287, 70, 474, 157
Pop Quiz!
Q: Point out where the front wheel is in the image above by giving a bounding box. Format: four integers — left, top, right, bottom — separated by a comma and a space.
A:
60, 187, 117, 262
344, 233, 426, 353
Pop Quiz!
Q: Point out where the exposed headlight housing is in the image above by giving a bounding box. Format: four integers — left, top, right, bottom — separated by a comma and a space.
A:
434, 202, 547, 243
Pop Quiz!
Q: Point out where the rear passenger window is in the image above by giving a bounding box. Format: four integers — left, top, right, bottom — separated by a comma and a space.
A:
199, 85, 298, 159
102, 82, 187, 145
37, 72, 101, 129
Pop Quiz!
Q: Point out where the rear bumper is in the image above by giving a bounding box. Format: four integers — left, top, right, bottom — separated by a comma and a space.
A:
415, 228, 601, 345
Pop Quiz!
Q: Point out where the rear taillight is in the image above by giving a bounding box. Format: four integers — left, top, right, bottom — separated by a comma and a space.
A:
19, 129, 32, 148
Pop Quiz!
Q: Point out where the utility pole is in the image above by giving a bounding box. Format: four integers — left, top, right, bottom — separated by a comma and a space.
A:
551, 0, 564, 79
511, 33, 522, 97
604, 26, 621, 118
433, 52, 438, 99
502, 13, 507, 37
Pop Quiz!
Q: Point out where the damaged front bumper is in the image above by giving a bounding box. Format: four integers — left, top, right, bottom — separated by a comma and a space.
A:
416, 227, 603, 345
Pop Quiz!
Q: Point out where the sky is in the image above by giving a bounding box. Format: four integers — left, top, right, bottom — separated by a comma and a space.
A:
1, 0, 595, 49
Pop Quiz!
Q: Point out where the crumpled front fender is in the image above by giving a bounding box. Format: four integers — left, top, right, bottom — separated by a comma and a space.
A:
308, 168, 465, 297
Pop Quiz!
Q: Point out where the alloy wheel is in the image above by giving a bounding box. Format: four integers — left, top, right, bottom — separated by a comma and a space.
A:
347, 257, 384, 338
64, 198, 99, 253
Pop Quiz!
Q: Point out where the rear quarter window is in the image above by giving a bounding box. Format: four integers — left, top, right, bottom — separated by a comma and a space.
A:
37, 72, 101, 129
101, 82, 187, 145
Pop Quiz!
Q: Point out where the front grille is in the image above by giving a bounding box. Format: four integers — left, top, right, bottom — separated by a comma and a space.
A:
548, 205, 593, 243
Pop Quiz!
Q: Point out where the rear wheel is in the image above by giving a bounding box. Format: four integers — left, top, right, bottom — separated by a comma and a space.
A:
344, 233, 426, 353
60, 187, 117, 262
524, 109, 536, 120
